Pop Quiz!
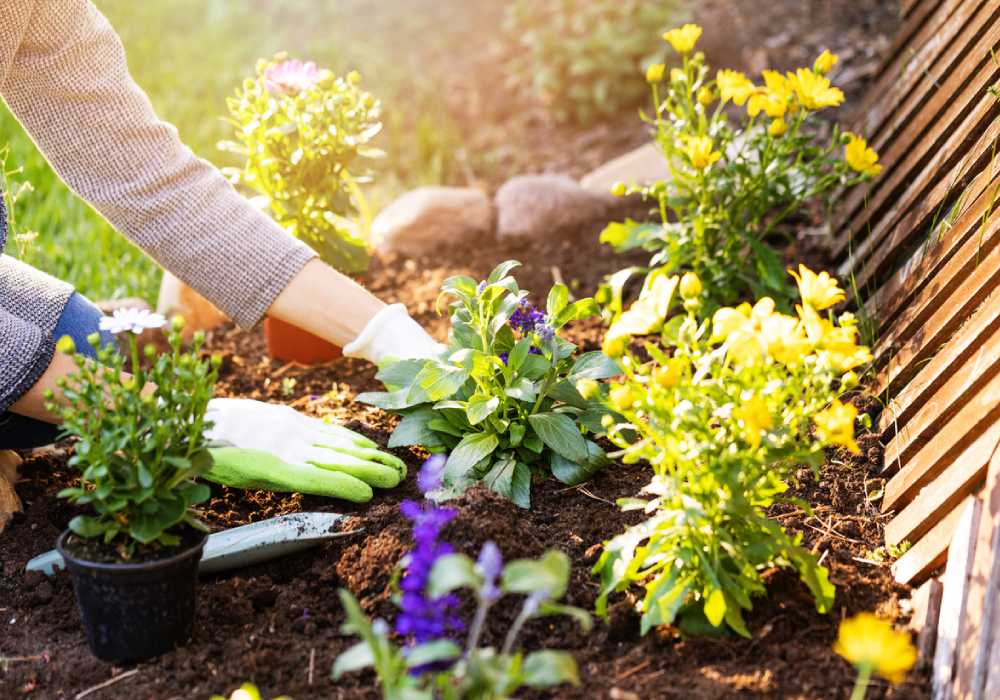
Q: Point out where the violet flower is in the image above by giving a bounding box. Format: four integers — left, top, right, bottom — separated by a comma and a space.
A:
476, 541, 503, 604
263, 59, 320, 94
395, 457, 464, 646
509, 299, 546, 334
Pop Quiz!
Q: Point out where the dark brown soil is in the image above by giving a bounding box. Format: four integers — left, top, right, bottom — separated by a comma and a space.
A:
2, 221, 927, 699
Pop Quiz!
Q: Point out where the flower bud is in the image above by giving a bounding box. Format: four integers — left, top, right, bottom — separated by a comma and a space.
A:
609, 385, 638, 412
601, 413, 614, 429
576, 378, 600, 400
841, 370, 859, 389
56, 335, 76, 355
144, 343, 156, 359
697, 86, 714, 106
670, 68, 685, 84
172, 315, 187, 333
610, 181, 627, 197
679, 272, 703, 300
646, 63, 666, 84
769, 118, 788, 137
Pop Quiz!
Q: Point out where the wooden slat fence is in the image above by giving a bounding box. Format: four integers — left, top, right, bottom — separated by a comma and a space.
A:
833, 1, 1000, 695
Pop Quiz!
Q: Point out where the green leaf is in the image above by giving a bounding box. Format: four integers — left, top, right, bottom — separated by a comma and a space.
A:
538, 601, 593, 632
553, 298, 599, 328
546, 283, 569, 318
467, 395, 500, 426
357, 388, 421, 411
569, 351, 621, 380
484, 456, 531, 508
528, 413, 588, 463
550, 440, 609, 485
427, 553, 480, 597
640, 570, 691, 635
507, 338, 533, 374
487, 259, 521, 284
404, 640, 461, 669
522, 650, 580, 688
704, 588, 727, 627
68, 514, 105, 539
376, 359, 428, 391
332, 641, 375, 679
508, 422, 526, 448
410, 364, 469, 403
440, 275, 478, 300
389, 408, 440, 448
505, 377, 538, 403
520, 355, 550, 381
502, 550, 571, 598
444, 433, 500, 481
598, 219, 662, 251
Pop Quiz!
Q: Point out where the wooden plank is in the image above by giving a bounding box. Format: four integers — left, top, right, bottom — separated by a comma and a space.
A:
877, 269, 1000, 435
872, 214, 1000, 400
893, 496, 969, 584
884, 419, 999, 547
834, 23, 1000, 267
882, 366, 1000, 510
973, 525, 1000, 698
858, 0, 984, 152
867, 170, 1000, 351
857, 0, 954, 125
932, 497, 983, 700
952, 438, 1000, 699
883, 316, 1000, 467
910, 577, 944, 668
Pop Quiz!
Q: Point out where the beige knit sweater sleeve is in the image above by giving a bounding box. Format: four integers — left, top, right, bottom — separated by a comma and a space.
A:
0, 0, 317, 329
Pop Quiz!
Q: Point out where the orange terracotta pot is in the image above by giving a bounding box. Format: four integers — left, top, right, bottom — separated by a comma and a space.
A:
264, 317, 342, 364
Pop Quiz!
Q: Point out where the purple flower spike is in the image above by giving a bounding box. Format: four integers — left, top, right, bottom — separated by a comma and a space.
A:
395, 499, 464, 646
417, 454, 448, 495
509, 299, 546, 334
476, 541, 503, 603
535, 323, 555, 343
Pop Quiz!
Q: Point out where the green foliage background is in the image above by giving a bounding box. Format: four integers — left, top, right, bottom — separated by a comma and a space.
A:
0, 0, 488, 301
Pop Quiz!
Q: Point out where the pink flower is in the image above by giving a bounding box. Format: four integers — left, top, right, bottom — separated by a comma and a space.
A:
263, 59, 320, 95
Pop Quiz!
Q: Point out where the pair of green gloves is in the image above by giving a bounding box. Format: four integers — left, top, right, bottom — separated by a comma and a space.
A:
204, 398, 406, 504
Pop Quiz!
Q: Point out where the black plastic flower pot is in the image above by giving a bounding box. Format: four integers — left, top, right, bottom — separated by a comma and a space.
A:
56, 529, 207, 663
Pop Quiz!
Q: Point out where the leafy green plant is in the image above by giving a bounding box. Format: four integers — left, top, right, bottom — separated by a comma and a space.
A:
221, 54, 382, 273
600, 30, 881, 314
334, 549, 590, 700
593, 266, 871, 636
47, 312, 219, 555
358, 261, 619, 508
502, 0, 680, 124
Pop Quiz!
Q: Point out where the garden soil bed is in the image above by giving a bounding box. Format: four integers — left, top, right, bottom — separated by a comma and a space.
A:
2, 224, 927, 699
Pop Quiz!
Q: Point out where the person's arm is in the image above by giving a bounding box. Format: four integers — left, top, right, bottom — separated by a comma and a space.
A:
1, 0, 315, 330
7, 347, 77, 424
0, 306, 57, 421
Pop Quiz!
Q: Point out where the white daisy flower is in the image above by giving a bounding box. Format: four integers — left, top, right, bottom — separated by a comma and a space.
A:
98, 308, 167, 335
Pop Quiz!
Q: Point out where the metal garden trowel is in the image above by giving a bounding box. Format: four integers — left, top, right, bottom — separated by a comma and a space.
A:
25, 512, 355, 576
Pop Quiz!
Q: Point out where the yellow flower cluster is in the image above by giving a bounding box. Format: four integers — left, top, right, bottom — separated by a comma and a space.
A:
714, 52, 845, 136
833, 613, 917, 685
709, 266, 871, 452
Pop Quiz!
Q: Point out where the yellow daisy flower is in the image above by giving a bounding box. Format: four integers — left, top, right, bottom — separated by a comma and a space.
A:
788, 68, 844, 110
844, 132, 883, 176
734, 394, 773, 448
814, 399, 859, 453
833, 613, 917, 685
680, 134, 721, 170
663, 24, 703, 54
789, 264, 846, 310
716, 69, 755, 106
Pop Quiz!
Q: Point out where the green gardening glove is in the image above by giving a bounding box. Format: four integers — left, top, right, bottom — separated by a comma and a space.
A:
203, 398, 406, 503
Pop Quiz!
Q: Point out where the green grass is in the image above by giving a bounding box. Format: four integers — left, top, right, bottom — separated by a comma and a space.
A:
1, 0, 488, 301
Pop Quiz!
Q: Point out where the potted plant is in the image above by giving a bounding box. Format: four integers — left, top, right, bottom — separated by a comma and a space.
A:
221, 55, 383, 363
45, 310, 220, 662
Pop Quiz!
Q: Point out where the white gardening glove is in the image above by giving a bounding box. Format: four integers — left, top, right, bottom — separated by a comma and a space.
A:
342, 303, 444, 364
203, 399, 406, 502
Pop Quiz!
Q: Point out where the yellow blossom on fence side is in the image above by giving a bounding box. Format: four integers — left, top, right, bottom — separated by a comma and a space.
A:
788, 67, 844, 110
789, 264, 846, 310
845, 132, 883, 176
646, 63, 666, 83
814, 399, 860, 453
833, 613, 917, 685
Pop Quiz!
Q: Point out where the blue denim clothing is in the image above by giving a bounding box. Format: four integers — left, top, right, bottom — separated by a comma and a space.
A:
0, 293, 115, 449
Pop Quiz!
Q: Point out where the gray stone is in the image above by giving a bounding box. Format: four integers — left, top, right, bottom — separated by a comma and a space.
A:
579, 143, 670, 196
372, 186, 493, 256
495, 174, 624, 240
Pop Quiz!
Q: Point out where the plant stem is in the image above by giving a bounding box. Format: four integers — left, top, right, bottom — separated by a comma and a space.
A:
464, 596, 491, 656
849, 665, 872, 700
